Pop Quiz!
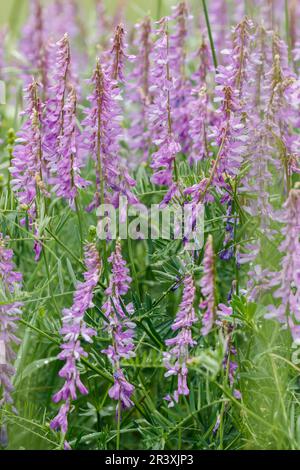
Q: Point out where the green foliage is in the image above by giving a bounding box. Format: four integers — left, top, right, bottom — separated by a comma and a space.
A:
0, 0, 299, 452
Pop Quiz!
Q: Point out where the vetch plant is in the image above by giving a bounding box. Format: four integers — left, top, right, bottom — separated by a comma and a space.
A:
50, 242, 101, 444
0, 235, 23, 411
0, 0, 300, 452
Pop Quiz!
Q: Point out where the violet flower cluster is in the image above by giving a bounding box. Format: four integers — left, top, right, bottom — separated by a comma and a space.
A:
205, 0, 229, 62
82, 59, 137, 211
82, 59, 122, 208
52, 86, 89, 206
266, 39, 300, 183
0, 235, 23, 411
239, 29, 299, 292
109, 24, 134, 83
266, 189, 300, 343
50, 243, 101, 436
188, 40, 211, 164
127, 17, 153, 163
45, 0, 80, 42
163, 273, 197, 407
102, 240, 135, 411
20, 0, 49, 91
10, 80, 44, 216
208, 20, 252, 196
149, 18, 181, 191
10, 79, 48, 261
96, 0, 110, 41
44, 34, 72, 171
20, 0, 81, 96
194, 19, 252, 205
169, 2, 192, 154
5, 0, 300, 445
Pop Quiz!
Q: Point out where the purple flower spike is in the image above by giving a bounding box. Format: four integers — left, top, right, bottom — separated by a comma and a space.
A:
128, 17, 153, 163
102, 240, 135, 412
50, 243, 101, 438
205, 0, 229, 62
82, 59, 120, 207
109, 369, 135, 411
96, 0, 110, 35
44, 34, 73, 172
10, 80, 45, 216
44, 0, 80, 42
10, 79, 48, 260
52, 86, 89, 206
109, 24, 134, 83
106, 241, 132, 297
209, 84, 248, 195
21, 0, 44, 68
188, 39, 211, 164
149, 17, 181, 193
200, 235, 215, 336
20, 0, 50, 93
266, 189, 300, 343
163, 274, 197, 407
188, 84, 209, 164
169, 2, 192, 154
0, 235, 23, 411
82, 59, 137, 210
204, 18, 253, 198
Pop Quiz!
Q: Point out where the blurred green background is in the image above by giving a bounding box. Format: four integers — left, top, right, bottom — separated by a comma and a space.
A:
0, 0, 181, 27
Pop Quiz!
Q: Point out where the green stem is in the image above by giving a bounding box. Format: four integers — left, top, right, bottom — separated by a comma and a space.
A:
35, 180, 59, 316
233, 181, 239, 295
202, 0, 218, 70
7, 129, 14, 190
178, 426, 182, 450
128, 237, 141, 302
19, 318, 113, 383
75, 196, 84, 258
19, 318, 60, 345
42, 248, 60, 315
45, 227, 85, 268
59, 432, 66, 450
218, 350, 231, 449
138, 275, 185, 321
116, 399, 121, 450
